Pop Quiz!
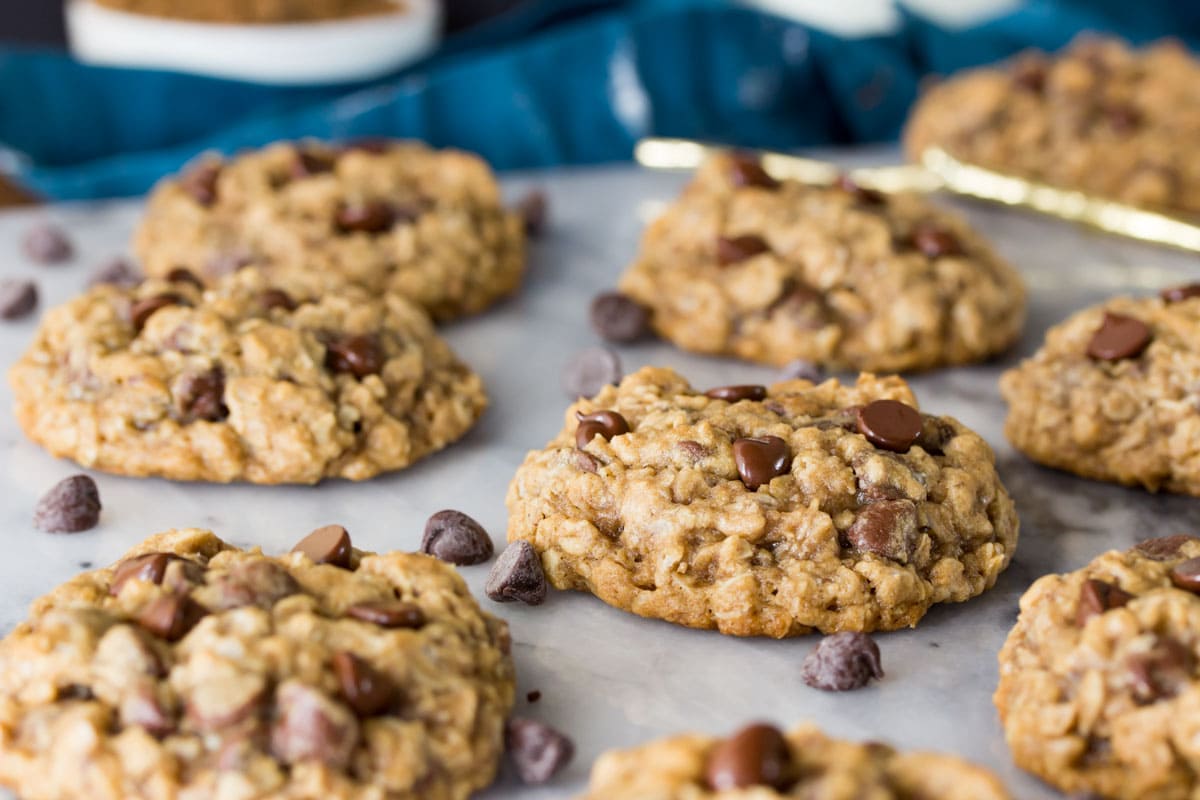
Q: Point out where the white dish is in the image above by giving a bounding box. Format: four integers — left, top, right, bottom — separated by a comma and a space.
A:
65, 0, 441, 85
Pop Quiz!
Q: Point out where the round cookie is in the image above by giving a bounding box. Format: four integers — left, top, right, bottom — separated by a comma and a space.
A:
134, 140, 526, 321
506, 366, 1019, 637
905, 36, 1200, 216
0, 527, 515, 800
8, 267, 487, 483
1000, 284, 1200, 495
580, 722, 1012, 799
616, 152, 1025, 372
995, 535, 1200, 799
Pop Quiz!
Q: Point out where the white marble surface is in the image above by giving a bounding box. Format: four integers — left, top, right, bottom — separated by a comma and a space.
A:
1, 153, 1198, 798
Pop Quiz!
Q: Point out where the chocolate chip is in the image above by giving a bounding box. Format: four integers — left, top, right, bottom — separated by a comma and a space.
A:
111, 552, 174, 595
346, 601, 425, 629
1127, 636, 1196, 704
705, 723, 791, 791
589, 292, 650, 343
121, 689, 175, 737
915, 415, 956, 456
775, 359, 824, 383
716, 235, 771, 266
705, 385, 766, 402
486, 541, 547, 605
291, 149, 335, 179
801, 632, 884, 691
526, 690, 542, 703
505, 718, 574, 784
728, 154, 780, 190
855, 400, 923, 453
34, 475, 101, 533
562, 347, 622, 399
1170, 557, 1200, 593
1076, 579, 1134, 625
292, 525, 352, 568
421, 509, 495, 566
1012, 59, 1047, 92
325, 333, 385, 378
1161, 284, 1200, 303
573, 451, 600, 473
335, 201, 394, 234
732, 436, 791, 490
1087, 312, 1151, 361
202, 559, 299, 610
342, 137, 393, 154
130, 293, 185, 332
136, 594, 207, 641
332, 651, 396, 716
23, 223, 73, 264
0, 280, 37, 320
909, 224, 963, 258
678, 440, 709, 461
165, 268, 204, 289
88, 257, 141, 288
181, 162, 220, 206
174, 366, 228, 423
1136, 536, 1200, 560
844, 499, 918, 562
259, 288, 297, 312
517, 189, 548, 236
833, 174, 885, 205
1105, 103, 1141, 133
575, 409, 630, 449
269, 680, 360, 769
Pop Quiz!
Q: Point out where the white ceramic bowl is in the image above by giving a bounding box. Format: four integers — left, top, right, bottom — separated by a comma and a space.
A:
66, 0, 442, 85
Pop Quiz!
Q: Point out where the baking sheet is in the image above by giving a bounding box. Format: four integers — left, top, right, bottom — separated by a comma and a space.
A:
2, 150, 1198, 798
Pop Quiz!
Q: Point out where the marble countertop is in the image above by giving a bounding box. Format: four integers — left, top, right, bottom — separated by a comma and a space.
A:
1, 153, 1198, 798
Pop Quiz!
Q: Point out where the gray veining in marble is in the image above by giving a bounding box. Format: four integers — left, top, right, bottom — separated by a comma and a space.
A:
1, 150, 1198, 798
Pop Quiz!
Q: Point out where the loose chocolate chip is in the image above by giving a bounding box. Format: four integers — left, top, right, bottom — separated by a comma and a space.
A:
486, 541, 547, 605
589, 292, 650, 343
1087, 312, 1151, 361
346, 601, 425, 629
0, 280, 38, 320
1136, 535, 1200, 561
527, 690, 542, 703
775, 359, 824, 383
136, 594, 207, 641
732, 436, 791, 490
517, 189, 548, 236
269, 680, 360, 769
325, 333, 385, 378
705, 385, 767, 403
801, 632, 884, 691
34, 475, 101, 533
1127, 636, 1196, 704
705, 723, 791, 791
292, 525, 353, 568
728, 154, 780, 190
291, 149, 335, 179
716, 234, 771, 266
88, 257, 142, 288
421, 509, 495, 566
332, 651, 396, 716
855, 400, 923, 453
165, 268, 204, 289
130, 293, 185, 332
844, 499, 918, 562
174, 367, 228, 423
181, 162, 221, 206
1076, 579, 1134, 625
506, 717, 574, 785
1161, 284, 1200, 304
1170, 557, 1200, 593
833, 174, 885, 205
909, 224, 963, 258
111, 552, 173, 595
335, 201, 394, 234
23, 223, 73, 264
259, 288, 297, 312
562, 347, 622, 400
575, 409, 630, 449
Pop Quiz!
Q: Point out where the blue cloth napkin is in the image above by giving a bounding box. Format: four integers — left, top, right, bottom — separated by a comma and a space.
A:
3, 0, 1198, 200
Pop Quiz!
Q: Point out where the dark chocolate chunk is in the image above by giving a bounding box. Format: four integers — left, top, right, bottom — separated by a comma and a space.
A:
801, 632, 884, 691
34, 475, 101, 533
421, 509, 495, 566
505, 717, 574, 784
485, 541, 547, 605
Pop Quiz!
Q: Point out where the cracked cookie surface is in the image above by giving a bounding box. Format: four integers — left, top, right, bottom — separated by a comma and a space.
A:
579, 722, 1011, 799
616, 152, 1025, 372
135, 140, 525, 321
0, 528, 515, 800
995, 535, 1200, 799
506, 366, 1018, 637
8, 267, 486, 484
1000, 287, 1200, 495
905, 36, 1200, 216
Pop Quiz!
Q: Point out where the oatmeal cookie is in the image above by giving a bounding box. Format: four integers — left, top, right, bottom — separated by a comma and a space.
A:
135, 140, 525, 321
1000, 284, 1200, 495
905, 36, 1200, 216
995, 535, 1200, 799
506, 366, 1018, 637
616, 152, 1025, 372
580, 722, 1011, 799
8, 267, 486, 484
0, 527, 515, 800
94, 0, 399, 23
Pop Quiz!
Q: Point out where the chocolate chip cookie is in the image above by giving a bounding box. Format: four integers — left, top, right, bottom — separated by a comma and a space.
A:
8, 267, 487, 483
995, 535, 1200, 799
135, 140, 525, 321
506, 366, 1019, 637
616, 152, 1025, 372
0, 527, 515, 800
1000, 285, 1200, 495
580, 722, 1012, 798
905, 36, 1200, 216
